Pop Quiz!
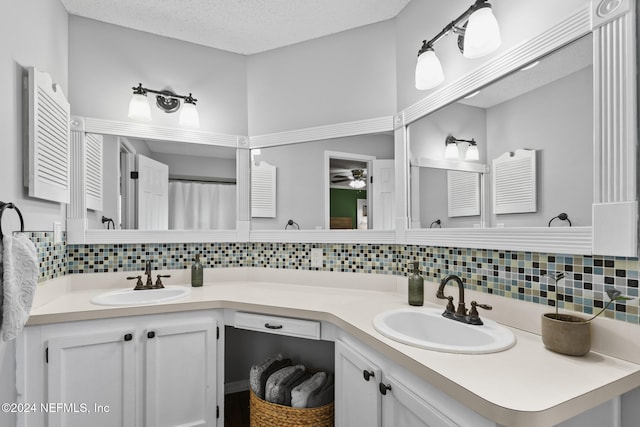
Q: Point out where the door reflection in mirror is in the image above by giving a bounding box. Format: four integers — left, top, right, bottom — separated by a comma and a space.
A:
88, 135, 236, 230
250, 133, 394, 230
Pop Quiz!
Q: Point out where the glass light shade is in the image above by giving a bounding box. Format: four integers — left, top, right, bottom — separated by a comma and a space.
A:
128, 93, 151, 121
463, 6, 501, 59
179, 102, 200, 128
465, 144, 479, 161
415, 49, 445, 90
444, 142, 459, 160
349, 179, 366, 189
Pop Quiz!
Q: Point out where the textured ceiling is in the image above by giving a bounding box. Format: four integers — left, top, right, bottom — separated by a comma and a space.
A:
60, 0, 411, 55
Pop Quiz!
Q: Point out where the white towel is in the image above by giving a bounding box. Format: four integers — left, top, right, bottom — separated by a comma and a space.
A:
1, 233, 38, 341
291, 371, 327, 408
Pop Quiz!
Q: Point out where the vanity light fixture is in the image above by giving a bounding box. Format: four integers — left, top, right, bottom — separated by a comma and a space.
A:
445, 134, 480, 161
128, 83, 200, 128
415, 0, 501, 90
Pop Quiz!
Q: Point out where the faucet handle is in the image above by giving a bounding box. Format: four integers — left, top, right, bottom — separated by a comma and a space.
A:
444, 296, 455, 313
154, 274, 171, 289
469, 301, 492, 325
127, 275, 144, 290
471, 301, 492, 312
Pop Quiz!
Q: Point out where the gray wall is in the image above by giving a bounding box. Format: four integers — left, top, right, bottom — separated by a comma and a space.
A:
0, 1, 69, 423
251, 134, 394, 230
486, 67, 593, 227
247, 20, 397, 135
419, 168, 481, 229
68, 16, 248, 136
408, 103, 487, 228
0, 0, 69, 234
152, 153, 235, 182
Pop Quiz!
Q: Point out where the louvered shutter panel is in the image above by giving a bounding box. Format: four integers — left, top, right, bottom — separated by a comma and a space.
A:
447, 170, 480, 217
492, 149, 537, 214
85, 133, 103, 211
251, 162, 276, 218
26, 67, 71, 204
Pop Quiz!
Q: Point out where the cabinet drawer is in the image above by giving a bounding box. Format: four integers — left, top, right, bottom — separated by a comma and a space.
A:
233, 312, 321, 340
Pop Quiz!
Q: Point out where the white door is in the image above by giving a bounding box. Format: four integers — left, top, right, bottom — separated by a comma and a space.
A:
372, 159, 395, 230
335, 340, 382, 427
381, 375, 457, 427
144, 320, 217, 427
137, 154, 168, 230
47, 330, 136, 427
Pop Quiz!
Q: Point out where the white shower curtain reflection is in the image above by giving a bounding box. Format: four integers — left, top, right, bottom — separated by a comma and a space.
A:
169, 181, 236, 230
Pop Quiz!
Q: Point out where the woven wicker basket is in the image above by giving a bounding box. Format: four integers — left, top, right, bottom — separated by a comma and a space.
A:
249, 390, 334, 427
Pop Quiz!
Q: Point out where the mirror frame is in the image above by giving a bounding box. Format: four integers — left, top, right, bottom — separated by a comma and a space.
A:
399, 0, 637, 257
67, 116, 250, 244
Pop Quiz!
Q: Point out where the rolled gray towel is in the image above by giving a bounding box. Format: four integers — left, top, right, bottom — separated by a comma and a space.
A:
249, 354, 283, 398
265, 365, 305, 404
284, 371, 311, 407
258, 359, 292, 399
307, 374, 334, 407
291, 372, 327, 408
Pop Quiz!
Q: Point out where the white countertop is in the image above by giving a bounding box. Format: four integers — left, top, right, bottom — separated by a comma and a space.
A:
27, 268, 640, 427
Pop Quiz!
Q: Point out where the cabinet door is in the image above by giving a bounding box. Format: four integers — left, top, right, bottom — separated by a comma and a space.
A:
47, 329, 136, 427
381, 375, 457, 427
144, 320, 217, 427
335, 340, 382, 427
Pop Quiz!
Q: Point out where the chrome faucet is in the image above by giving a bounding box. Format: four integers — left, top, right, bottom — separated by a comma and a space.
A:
436, 274, 492, 325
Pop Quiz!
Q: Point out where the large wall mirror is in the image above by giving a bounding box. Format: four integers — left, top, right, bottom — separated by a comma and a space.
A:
250, 133, 394, 231
66, 2, 636, 253
409, 34, 592, 230
402, 1, 637, 256
87, 135, 236, 231
67, 118, 244, 244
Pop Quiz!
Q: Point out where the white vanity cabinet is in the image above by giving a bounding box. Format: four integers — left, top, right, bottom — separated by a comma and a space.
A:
335, 340, 382, 426
17, 310, 223, 427
46, 327, 136, 427
335, 336, 497, 427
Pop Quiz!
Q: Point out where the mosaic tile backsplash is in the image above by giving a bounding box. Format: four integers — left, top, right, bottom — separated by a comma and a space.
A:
26, 231, 67, 282
29, 236, 640, 325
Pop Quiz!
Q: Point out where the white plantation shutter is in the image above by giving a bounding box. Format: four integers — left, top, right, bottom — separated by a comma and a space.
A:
447, 170, 480, 217
85, 133, 103, 211
492, 149, 537, 214
25, 67, 71, 204
251, 161, 276, 218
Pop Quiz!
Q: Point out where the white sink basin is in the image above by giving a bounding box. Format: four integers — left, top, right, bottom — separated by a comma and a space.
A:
91, 286, 191, 306
373, 307, 516, 354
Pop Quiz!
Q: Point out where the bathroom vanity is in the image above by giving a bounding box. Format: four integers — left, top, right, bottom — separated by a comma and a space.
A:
16, 270, 640, 427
